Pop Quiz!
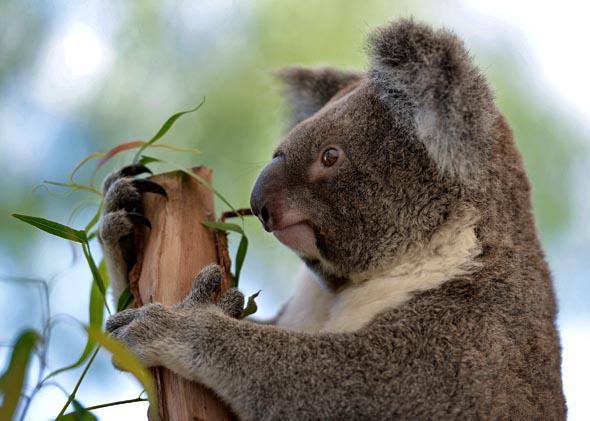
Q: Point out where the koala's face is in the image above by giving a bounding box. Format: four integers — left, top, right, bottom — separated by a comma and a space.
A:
251, 22, 496, 283
251, 78, 457, 281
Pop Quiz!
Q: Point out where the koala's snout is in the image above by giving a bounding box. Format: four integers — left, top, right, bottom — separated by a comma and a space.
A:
251, 155, 317, 257
250, 155, 285, 232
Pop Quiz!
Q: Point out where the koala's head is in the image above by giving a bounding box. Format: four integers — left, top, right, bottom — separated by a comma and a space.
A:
250, 20, 497, 286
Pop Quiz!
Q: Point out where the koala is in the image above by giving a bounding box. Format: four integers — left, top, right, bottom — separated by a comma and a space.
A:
100, 20, 566, 420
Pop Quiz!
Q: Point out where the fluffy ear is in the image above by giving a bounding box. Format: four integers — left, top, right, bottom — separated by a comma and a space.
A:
276, 66, 363, 126
368, 19, 497, 181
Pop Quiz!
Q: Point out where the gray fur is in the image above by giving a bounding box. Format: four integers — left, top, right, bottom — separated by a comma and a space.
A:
182, 264, 224, 307
99, 165, 162, 304
102, 19, 565, 420
277, 66, 362, 127
368, 19, 497, 182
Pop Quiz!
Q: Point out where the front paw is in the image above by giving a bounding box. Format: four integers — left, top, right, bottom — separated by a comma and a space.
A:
99, 164, 167, 301
100, 163, 167, 250
180, 264, 245, 319
105, 265, 245, 369
106, 303, 172, 367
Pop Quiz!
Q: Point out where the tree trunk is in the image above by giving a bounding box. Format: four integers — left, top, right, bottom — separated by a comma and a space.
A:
128, 167, 235, 421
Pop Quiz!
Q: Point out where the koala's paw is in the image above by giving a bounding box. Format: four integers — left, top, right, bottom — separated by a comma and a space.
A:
99, 164, 167, 270
106, 265, 244, 369
106, 303, 172, 368
180, 264, 245, 319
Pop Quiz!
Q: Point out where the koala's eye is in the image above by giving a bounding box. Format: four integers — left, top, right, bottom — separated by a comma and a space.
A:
321, 148, 340, 167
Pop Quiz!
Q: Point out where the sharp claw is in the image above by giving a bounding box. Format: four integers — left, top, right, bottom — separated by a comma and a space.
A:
127, 212, 152, 229
120, 164, 153, 177
132, 179, 168, 198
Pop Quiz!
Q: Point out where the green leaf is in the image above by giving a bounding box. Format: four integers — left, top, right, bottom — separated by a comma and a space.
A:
67, 200, 98, 228
86, 328, 158, 419
84, 204, 102, 234
69, 152, 105, 184
138, 155, 162, 166
43, 260, 109, 382
117, 286, 133, 312
98, 257, 111, 293
201, 220, 244, 234
140, 158, 237, 215
81, 244, 109, 314
12, 214, 87, 243
43, 180, 102, 196
240, 290, 261, 319
133, 99, 205, 163
95, 140, 146, 168
56, 347, 100, 418
0, 330, 41, 420
234, 235, 248, 287
56, 400, 97, 420
149, 144, 200, 155
202, 221, 248, 286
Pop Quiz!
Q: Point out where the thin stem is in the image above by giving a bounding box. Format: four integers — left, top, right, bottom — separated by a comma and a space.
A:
18, 396, 32, 421
42, 381, 70, 397
43, 180, 102, 196
56, 346, 100, 417
221, 208, 253, 222
85, 397, 148, 411
1, 276, 51, 421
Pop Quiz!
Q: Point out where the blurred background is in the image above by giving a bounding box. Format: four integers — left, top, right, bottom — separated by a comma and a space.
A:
1, 0, 588, 419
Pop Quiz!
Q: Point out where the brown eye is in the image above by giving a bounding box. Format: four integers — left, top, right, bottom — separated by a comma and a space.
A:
321, 148, 340, 167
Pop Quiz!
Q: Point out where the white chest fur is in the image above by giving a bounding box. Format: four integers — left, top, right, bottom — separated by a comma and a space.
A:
277, 214, 481, 333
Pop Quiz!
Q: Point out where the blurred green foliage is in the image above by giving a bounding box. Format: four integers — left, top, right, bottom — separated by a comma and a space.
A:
0, 1, 585, 418
0, 0, 579, 264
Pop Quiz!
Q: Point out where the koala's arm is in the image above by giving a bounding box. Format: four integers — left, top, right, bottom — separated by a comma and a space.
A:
107, 266, 405, 420
110, 306, 378, 420
169, 313, 365, 419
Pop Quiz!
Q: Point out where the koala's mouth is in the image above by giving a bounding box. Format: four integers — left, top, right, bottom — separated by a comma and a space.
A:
272, 221, 318, 257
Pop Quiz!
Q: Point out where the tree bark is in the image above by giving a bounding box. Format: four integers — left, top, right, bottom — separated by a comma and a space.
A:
128, 167, 235, 421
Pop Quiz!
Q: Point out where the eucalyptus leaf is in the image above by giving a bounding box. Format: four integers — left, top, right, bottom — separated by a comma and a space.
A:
12, 214, 87, 243
241, 290, 261, 319
98, 258, 111, 295
56, 400, 97, 420
69, 152, 105, 184
138, 155, 162, 166
202, 221, 249, 286
117, 286, 133, 312
201, 220, 244, 234
43, 180, 101, 196
84, 205, 102, 234
86, 327, 158, 419
96, 141, 145, 168
43, 260, 109, 382
0, 330, 41, 420
234, 235, 248, 287
133, 98, 205, 163
149, 144, 201, 155
140, 157, 237, 215
81, 244, 108, 312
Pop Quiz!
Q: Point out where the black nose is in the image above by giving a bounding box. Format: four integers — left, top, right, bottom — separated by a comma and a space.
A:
250, 175, 265, 223
250, 155, 284, 232
259, 205, 270, 225
250, 184, 272, 232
